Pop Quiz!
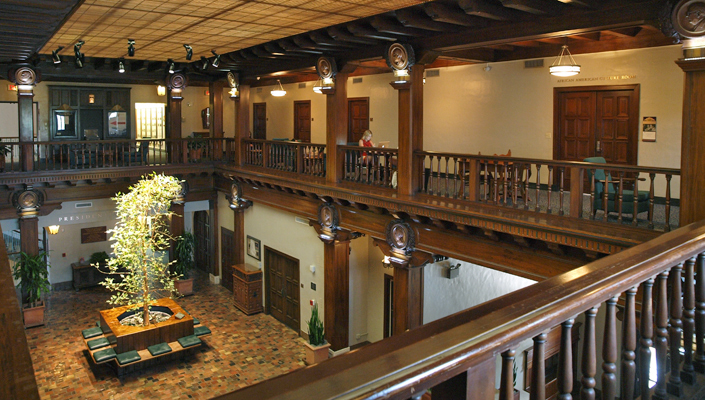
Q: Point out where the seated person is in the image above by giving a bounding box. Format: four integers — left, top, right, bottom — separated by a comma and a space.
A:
359, 130, 375, 163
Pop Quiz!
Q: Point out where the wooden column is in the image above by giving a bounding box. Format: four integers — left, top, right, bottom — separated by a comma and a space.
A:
235, 85, 250, 166
167, 89, 183, 140
19, 217, 39, 257
325, 72, 348, 184
209, 198, 219, 277
232, 208, 245, 265
210, 81, 224, 160
323, 238, 350, 351
394, 65, 424, 197
170, 203, 185, 263
391, 261, 424, 335
677, 59, 705, 225
15, 68, 36, 172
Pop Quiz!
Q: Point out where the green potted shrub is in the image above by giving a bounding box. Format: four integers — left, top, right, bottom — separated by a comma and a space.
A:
303, 303, 330, 365
0, 144, 11, 172
12, 251, 50, 328
173, 231, 196, 296
187, 137, 206, 162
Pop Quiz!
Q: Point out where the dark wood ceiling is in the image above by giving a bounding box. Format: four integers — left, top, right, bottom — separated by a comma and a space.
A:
0, 0, 678, 86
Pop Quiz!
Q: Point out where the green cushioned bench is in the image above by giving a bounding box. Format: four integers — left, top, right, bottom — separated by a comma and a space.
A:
148, 342, 172, 356
177, 335, 202, 348
116, 350, 141, 366
194, 326, 211, 336
82, 326, 103, 339
93, 348, 117, 363
87, 337, 110, 350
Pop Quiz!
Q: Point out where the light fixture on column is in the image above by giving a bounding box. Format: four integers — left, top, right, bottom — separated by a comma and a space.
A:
393, 68, 410, 83
167, 59, 175, 74
312, 78, 323, 94
184, 44, 193, 60
74, 40, 85, 68
270, 79, 286, 97
127, 39, 135, 57
549, 44, 581, 77
47, 225, 60, 235
118, 59, 125, 73
211, 50, 221, 67
157, 85, 166, 96
51, 46, 64, 64
227, 71, 239, 98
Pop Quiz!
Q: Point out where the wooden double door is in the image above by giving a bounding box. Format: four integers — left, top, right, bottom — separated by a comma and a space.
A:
264, 247, 300, 332
554, 85, 640, 167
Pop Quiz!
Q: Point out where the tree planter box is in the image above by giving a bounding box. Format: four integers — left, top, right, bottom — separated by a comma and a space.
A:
99, 298, 193, 353
174, 278, 194, 297
23, 301, 45, 328
304, 341, 330, 365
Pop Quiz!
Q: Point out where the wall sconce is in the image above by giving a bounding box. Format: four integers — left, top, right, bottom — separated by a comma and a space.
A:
229, 87, 239, 98
443, 263, 460, 279
313, 77, 334, 94
184, 44, 193, 60
211, 50, 221, 67
157, 85, 166, 96
88, 94, 95, 104
382, 255, 392, 268
47, 225, 60, 235
127, 39, 135, 57
52, 46, 64, 64
118, 59, 125, 73
271, 79, 286, 97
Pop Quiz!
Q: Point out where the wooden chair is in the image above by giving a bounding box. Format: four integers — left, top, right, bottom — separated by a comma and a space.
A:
583, 157, 649, 217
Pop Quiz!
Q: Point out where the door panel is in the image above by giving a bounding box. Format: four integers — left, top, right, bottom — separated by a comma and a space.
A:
558, 92, 595, 163
193, 211, 210, 273
347, 98, 369, 143
253, 103, 266, 140
294, 101, 311, 142
265, 247, 300, 332
596, 90, 635, 166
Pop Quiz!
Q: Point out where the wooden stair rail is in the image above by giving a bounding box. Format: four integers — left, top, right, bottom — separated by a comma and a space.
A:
214, 218, 705, 400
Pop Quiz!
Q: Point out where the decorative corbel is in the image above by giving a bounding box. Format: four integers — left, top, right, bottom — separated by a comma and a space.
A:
373, 219, 436, 269
310, 202, 363, 243
228, 181, 252, 210
12, 187, 43, 218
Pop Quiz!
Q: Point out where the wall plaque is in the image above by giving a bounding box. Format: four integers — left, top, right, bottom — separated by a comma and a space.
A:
81, 226, 107, 243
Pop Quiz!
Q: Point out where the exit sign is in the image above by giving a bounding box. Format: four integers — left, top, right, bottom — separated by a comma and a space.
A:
7, 84, 17, 91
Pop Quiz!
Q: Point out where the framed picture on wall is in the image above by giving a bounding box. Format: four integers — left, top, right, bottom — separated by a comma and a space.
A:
247, 235, 261, 261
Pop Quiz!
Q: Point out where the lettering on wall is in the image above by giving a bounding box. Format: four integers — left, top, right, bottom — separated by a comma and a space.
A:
557, 75, 636, 83
57, 212, 106, 224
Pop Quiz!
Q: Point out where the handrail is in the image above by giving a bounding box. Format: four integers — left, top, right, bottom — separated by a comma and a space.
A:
243, 139, 326, 177
216, 218, 705, 400
339, 145, 398, 187
417, 150, 680, 231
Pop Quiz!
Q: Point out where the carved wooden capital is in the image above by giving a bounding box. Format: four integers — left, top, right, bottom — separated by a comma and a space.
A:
310, 203, 362, 243
12, 188, 43, 218
228, 181, 252, 210
316, 57, 337, 79
373, 237, 434, 269
386, 219, 415, 255
673, 0, 705, 38
385, 43, 415, 71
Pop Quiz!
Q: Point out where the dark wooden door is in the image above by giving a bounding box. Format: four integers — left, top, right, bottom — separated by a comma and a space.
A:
554, 85, 639, 166
253, 102, 266, 140
348, 98, 369, 143
294, 100, 311, 142
221, 227, 234, 291
193, 211, 210, 273
264, 247, 300, 331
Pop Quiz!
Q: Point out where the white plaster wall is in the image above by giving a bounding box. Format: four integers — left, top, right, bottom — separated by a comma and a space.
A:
223, 86, 236, 137
346, 73, 399, 147
180, 85, 211, 136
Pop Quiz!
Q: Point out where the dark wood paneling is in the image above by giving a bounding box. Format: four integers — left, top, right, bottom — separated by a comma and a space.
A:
210, 81, 224, 138
326, 72, 348, 184
347, 97, 368, 143
324, 240, 349, 350
253, 103, 266, 140
194, 211, 210, 273
264, 246, 300, 331
392, 264, 423, 335
19, 217, 39, 256
294, 100, 311, 142
235, 85, 250, 166
221, 227, 234, 291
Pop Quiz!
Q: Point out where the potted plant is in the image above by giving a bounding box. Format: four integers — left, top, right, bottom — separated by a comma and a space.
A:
12, 251, 50, 328
0, 144, 10, 172
303, 303, 330, 365
173, 231, 196, 296
187, 137, 206, 162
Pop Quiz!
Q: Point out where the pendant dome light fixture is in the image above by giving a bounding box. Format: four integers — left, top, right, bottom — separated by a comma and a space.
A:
549, 44, 581, 77
271, 79, 286, 97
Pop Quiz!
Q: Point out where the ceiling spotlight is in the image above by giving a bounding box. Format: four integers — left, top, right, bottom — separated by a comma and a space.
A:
51, 46, 64, 64
74, 40, 85, 68
127, 39, 135, 57
167, 59, 175, 74
184, 44, 193, 61
211, 50, 221, 68
200, 56, 209, 71
118, 59, 125, 73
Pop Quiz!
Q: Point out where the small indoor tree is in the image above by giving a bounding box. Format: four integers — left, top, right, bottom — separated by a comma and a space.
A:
99, 173, 183, 327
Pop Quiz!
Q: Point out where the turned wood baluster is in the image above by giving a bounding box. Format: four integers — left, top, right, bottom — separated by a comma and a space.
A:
483, 160, 489, 202
602, 171, 609, 221
524, 163, 531, 210
622, 286, 637, 400
667, 263, 684, 397
683, 257, 696, 384
530, 333, 547, 400
452, 158, 458, 199
559, 167, 565, 216
500, 349, 516, 400
589, 169, 596, 220
494, 162, 499, 204
602, 296, 618, 400
512, 163, 518, 207
665, 174, 672, 232
654, 270, 669, 400
503, 161, 509, 205
640, 278, 655, 400
696, 253, 705, 373
632, 172, 640, 225
535, 165, 541, 212
648, 173, 656, 229
557, 319, 574, 400
435, 156, 441, 195
617, 171, 624, 223
581, 306, 598, 400
444, 156, 450, 197
547, 166, 554, 214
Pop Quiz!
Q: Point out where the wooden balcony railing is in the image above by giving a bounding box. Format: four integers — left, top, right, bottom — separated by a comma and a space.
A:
243, 139, 326, 177
340, 145, 397, 187
218, 218, 705, 400
0, 138, 234, 173
418, 151, 680, 231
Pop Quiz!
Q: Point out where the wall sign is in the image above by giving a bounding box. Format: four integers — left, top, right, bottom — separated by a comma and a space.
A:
81, 226, 107, 243
642, 116, 656, 142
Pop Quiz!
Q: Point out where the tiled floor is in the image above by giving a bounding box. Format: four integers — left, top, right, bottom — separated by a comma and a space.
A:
26, 270, 306, 400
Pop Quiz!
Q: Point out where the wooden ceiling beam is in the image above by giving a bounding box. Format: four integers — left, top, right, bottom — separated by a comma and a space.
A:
487, 44, 514, 51
441, 47, 496, 62
570, 32, 601, 41
370, 16, 427, 36
308, 31, 356, 49
556, 0, 598, 8
347, 23, 399, 41
292, 36, 330, 51
458, 0, 520, 21
421, 2, 487, 27
499, 0, 565, 15
512, 40, 542, 47
277, 39, 323, 55
395, 8, 461, 32
605, 27, 643, 38
251, 46, 278, 59
327, 26, 379, 45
